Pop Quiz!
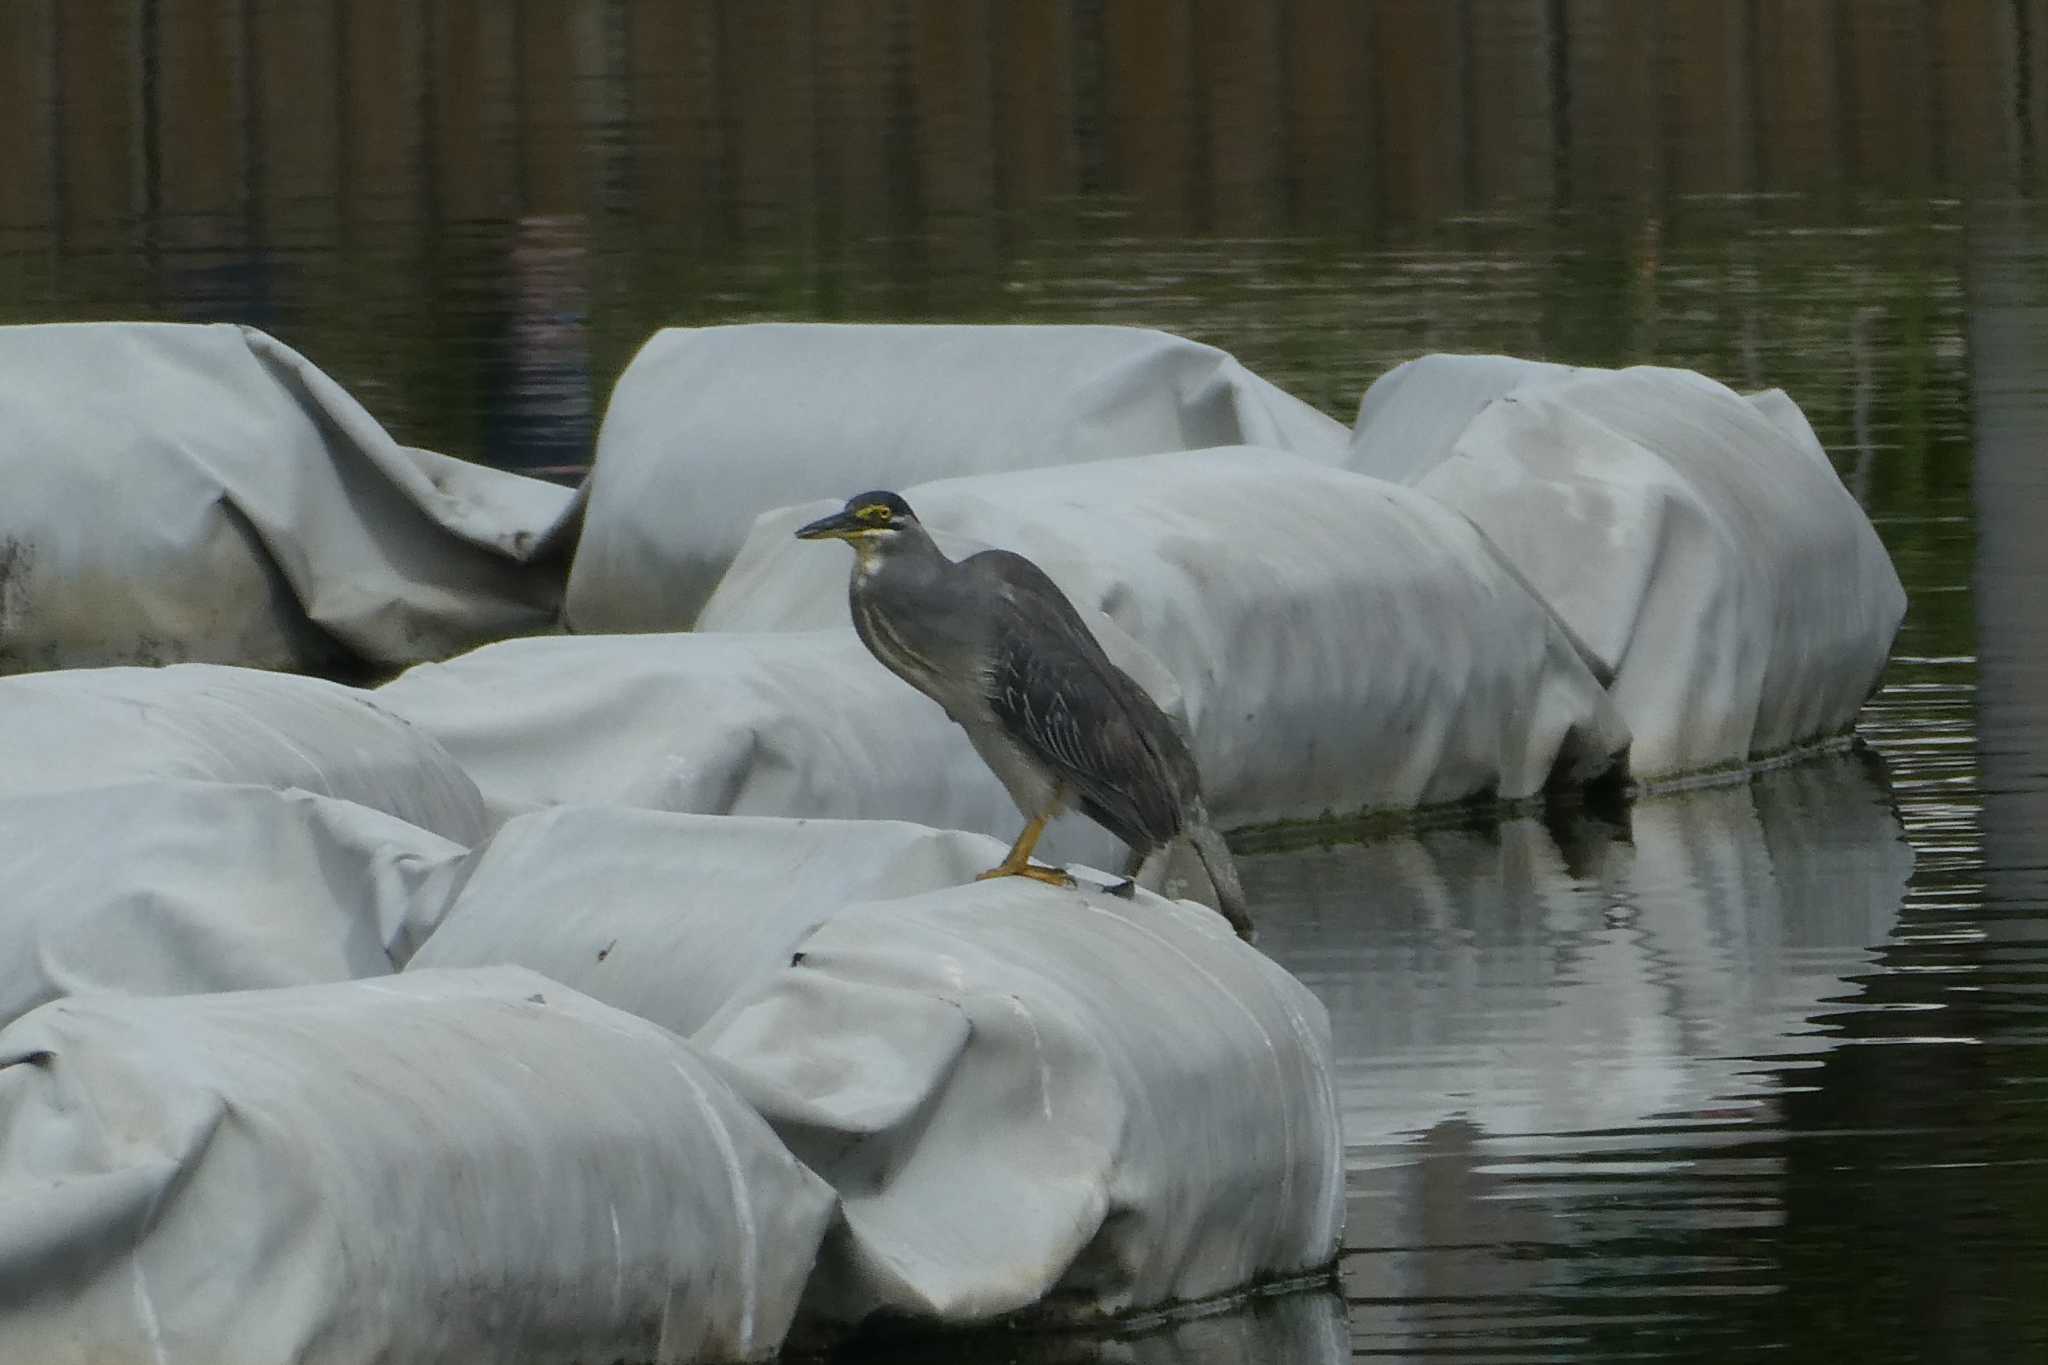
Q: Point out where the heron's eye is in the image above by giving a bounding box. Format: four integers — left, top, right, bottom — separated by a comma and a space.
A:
857, 503, 893, 525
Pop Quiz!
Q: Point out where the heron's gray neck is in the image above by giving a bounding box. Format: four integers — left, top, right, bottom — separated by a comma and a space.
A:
852, 524, 948, 586
845, 523, 977, 706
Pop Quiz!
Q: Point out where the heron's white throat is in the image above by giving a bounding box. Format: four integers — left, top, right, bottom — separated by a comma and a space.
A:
852, 536, 885, 580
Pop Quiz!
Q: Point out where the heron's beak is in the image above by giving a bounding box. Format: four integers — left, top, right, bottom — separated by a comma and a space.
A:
795, 509, 865, 541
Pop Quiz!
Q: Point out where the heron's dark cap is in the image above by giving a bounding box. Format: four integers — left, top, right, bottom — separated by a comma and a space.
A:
795, 490, 920, 540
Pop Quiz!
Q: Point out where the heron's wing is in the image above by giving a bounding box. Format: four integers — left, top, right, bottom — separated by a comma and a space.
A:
968, 550, 1187, 849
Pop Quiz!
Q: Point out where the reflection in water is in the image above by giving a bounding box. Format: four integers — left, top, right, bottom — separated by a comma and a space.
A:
1259, 750, 1907, 1147
1968, 202, 2048, 914
842, 1288, 1349, 1365
1253, 749, 1914, 1356
489, 214, 595, 475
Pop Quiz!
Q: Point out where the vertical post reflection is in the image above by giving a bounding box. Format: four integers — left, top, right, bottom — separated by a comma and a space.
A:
1969, 205, 2048, 910
1102, 0, 1195, 229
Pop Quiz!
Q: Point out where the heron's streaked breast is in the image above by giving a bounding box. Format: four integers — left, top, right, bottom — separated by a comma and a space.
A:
853, 592, 947, 693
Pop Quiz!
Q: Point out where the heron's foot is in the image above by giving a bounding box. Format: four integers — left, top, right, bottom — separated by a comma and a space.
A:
976, 862, 1077, 889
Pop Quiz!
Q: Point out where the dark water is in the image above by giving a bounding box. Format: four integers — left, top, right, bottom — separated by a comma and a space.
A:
5, 2, 2048, 1360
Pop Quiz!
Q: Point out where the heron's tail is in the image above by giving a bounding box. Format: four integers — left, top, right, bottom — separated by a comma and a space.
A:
1186, 807, 1255, 942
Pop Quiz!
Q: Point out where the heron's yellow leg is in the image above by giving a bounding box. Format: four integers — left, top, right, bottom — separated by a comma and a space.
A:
976, 812, 1076, 888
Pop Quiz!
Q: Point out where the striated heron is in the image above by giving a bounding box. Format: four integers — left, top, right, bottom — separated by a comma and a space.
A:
796, 490, 1253, 940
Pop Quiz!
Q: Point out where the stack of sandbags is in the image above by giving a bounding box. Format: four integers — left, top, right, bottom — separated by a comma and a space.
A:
0, 320, 1910, 1361
406, 811, 1343, 1335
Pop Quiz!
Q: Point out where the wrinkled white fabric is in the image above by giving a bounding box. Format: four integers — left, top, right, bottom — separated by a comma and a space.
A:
411, 814, 1338, 1329
0, 780, 468, 1030
699, 447, 1630, 820
0, 321, 575, 673
0, 968, 834, 1365
376, 630, 1143, 869
695, 878, 1344, 1329
410, 809, 1036, 1035
568, 323, 1350, 629
0, 663, 488, 844
1351, 355, 1906, 778
1346, 351, 1579, 484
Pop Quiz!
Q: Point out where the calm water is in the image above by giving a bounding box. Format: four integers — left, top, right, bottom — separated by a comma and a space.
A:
5, 2, 2048, 1361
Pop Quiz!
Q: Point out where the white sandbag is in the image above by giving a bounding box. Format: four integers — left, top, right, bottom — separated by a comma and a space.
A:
699, 447, 1630, 822
0, 663, 489, 844
568, 323, 1350, 629
1350, 354, 1906, 778
0, 967, 835, 1365
0, 780, 467, 1030
1347, 351, 1578, 483
696, 878, 1344, 1329
1259, 748, 1909, 1146
0, 321, 574, 673
410, 808, 1032, 1035
376, 631, 1139, 869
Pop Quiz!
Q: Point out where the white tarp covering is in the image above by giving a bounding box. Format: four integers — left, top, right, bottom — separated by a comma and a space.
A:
1351, 355, 1906, 779
0, 322, 575, 674
409, 808, 1037, 1034
695, 878, 1344, 1330
410, 814, 1339, 1330
0, 780, 467, 1030
0, 967, 835, 1364
0, 663, 489, 845
567, 323, 1351, 630
376, 630, 1144, 870
699, 447, 1630, 822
